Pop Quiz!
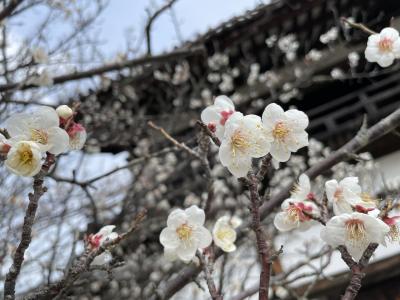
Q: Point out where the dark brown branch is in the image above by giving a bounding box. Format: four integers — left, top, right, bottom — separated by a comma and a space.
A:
338, 243, 378, 300
247, 173, 271, 300
196, 120, 221, 146
0, 0, 24, 23
0, 46, 205, 93
145, 0, 178, 55
4, 153, 55, 300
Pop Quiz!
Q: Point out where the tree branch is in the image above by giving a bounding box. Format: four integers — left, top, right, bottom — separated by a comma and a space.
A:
4, 153, 55, 300
0, 0, 24, 23
145, 0, 178, 55
23, 210, 147, 300
0, 46, 205, 93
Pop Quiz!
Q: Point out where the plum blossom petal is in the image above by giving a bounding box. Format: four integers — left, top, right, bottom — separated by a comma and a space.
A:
262, 103, 309, 162
159, 205, 212, 263
5, 141, 43, 177
364, 27, 400, 67
219, 112, 271, 178
201, 95, 235, 140
213, 216, 241, 252
5, 106, 69, 155
321, 213, 389, 261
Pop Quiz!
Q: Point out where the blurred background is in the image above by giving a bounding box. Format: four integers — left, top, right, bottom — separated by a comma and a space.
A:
1, 0, 400, 299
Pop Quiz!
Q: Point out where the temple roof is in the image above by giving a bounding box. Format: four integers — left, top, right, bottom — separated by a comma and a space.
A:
77, 0, 400, 155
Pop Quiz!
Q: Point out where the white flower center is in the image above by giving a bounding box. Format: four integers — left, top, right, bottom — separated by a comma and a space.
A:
176, 223, 193, 241
272, 122, 290, 141
378, 38, 393, 52
231, 131, 250, 156
31, 129, 48, 145
345, 219, 366, 241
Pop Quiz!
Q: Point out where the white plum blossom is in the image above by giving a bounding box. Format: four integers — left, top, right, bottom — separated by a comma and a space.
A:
88, 225, 119, 266
348, 52, 360, 68
320, 27, 339, 44
383, 215, 400, 243
365, 27, 400, 67
32, 47, 48, 64
219, 112, 272, 177
219, 74, 234, 92
290, 173, 316, 201
212, 216, 242, 252
201, 95, 235, 140
325, 177, 376, 215
56, 105, 73, 119
88, 225, 119, 249
330, 68, 345, 79
159, 205, 212, 263
5, 141, 43, 176
5, 106, 69, 155
67, 123, 87, 150
306, 49, 323, 62
262, 103, 309, 162
274, 199, 318, 232
321, 212, 389, 260
278, 34, 299, 61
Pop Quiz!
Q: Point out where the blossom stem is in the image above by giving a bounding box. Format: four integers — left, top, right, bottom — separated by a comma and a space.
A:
341, 17, 377, 35
4, 153, 55, 299
198, 251, 223, 300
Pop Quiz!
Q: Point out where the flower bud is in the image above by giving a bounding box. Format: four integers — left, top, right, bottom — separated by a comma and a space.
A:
56, 105, 73, 119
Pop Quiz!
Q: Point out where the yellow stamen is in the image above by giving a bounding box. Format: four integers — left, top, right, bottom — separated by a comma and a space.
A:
334, 188, 344, 201
286, 206, 300, 223
345, 219, 366, 241
360, 193, 378, 205
231, 131, 250, 157
272, 122, 289, 141
216, 228, 235, 241
379, 38, 393, 52
176, 224, 193, 241
31, 129, 48, 145
388, 225, 400, 242
290, 184, 300, 196
18, 144, 33, 166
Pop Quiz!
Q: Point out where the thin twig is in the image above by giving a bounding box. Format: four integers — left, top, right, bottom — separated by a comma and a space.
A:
0, 0, 24, 23
24, 210, 147, 300
145, 0, 178, 55
197, 251, 223, 300
341, 17, 377, 35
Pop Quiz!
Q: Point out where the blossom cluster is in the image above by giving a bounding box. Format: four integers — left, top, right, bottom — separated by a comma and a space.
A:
201, 95, 309, 177
0, 105, 86, 177
274, 173, 398, 261
160, 205, 241, 263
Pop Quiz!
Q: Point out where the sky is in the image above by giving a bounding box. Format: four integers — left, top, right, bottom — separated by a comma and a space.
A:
99, 0, 268, 55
